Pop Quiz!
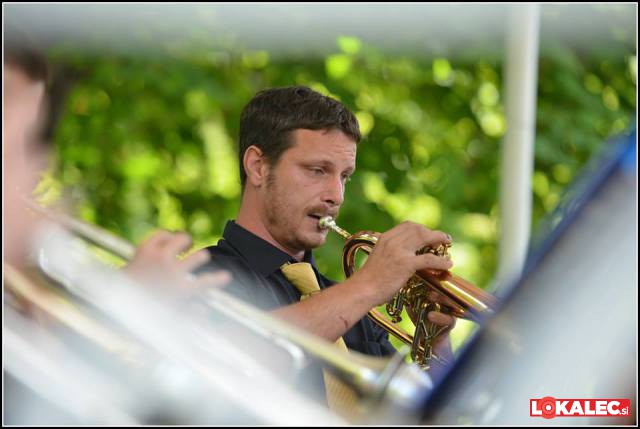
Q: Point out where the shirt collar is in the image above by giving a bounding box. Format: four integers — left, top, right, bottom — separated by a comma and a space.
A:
222, 220, 317, 277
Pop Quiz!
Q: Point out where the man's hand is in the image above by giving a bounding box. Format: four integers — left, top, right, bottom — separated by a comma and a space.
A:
353, 221, 453, 305
124, 230, 230, 293
426, 291, 457, 365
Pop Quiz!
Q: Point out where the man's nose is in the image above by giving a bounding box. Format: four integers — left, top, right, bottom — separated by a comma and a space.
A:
322, 174, 345, 206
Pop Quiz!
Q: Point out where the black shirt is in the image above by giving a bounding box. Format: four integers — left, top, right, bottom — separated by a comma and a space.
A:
204, 221, 396, 405
205, 221, 396, 357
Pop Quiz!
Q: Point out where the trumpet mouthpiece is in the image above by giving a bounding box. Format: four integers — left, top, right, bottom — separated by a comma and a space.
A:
318, 216, 335, 229
318, 216, 351, 239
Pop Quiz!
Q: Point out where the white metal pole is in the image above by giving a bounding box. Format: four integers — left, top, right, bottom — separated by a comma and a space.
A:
496, 4, 541, 289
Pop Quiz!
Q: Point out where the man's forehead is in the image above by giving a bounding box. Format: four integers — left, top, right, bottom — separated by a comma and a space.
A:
287, 129, 356, 165
290, 128, 357, 150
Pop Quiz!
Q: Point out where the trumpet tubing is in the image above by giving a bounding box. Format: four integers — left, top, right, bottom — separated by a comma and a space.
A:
319, 216, 500, 370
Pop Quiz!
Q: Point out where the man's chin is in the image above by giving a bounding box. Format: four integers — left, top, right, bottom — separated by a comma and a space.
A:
300, 231, 328, 250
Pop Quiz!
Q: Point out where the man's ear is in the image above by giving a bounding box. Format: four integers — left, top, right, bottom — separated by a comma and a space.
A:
243, 145, 269, 187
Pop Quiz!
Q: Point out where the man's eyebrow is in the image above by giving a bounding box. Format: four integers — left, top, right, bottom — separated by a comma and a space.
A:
343, 166, 356, 175
305, 159, 334, 168
304, 159, 355, 174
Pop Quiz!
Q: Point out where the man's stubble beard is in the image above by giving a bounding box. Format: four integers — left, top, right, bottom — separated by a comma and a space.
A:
263, 171, 323, 252
264, 176, 286, 232
264, 172, 298, 248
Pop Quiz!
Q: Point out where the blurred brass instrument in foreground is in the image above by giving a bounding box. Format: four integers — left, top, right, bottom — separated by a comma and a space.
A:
319, 216, 500, 370
5, 205, 434, 423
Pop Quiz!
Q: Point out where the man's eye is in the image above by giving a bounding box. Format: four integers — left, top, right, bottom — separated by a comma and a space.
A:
310, 168, 324, 175
342, 175, 352, 183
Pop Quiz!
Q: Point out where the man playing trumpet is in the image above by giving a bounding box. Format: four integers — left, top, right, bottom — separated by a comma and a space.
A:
205, 86, 458, 412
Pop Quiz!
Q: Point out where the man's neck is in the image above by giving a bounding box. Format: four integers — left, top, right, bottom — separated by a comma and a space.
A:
236, 197, 305, 261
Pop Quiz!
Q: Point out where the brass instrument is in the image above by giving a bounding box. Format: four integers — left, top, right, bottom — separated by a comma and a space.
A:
319, 216, 500, 370
8, 205, 435, 423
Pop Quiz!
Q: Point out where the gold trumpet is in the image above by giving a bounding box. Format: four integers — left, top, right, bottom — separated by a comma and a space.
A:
319, 216, 500, 370
13, 204, 434, 423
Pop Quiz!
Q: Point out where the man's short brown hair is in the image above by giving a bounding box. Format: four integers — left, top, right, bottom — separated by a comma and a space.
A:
238, 86, 361, 187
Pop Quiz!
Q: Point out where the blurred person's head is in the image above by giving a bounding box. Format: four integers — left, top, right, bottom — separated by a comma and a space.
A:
4, 36, 50, 266
237, 86, 361, 258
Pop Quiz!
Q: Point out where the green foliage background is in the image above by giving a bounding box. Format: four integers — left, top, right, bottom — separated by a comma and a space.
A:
39, 33, 636, 349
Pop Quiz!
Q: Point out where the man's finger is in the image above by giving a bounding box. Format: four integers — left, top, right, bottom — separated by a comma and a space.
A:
162, 232, 193, 257
417, 228, 452, 249
427, 310, 456, 328
179, 249, 211, 273
427, 291, 459, 308
414, 253, 453, 272
192, 270, 232, 289
141, 229, 174, 248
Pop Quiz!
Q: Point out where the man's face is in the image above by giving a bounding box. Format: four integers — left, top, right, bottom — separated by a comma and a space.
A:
3, 64, 47, 265
260, 129, 356, 254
